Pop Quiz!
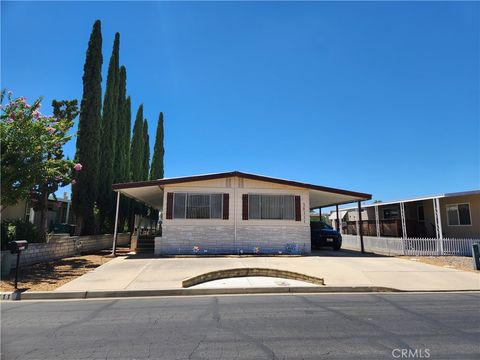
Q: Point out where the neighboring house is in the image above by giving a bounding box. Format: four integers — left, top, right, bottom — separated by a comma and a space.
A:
1, 194, 73, 230
112, 171, 371, 255
331, 190, 479, 239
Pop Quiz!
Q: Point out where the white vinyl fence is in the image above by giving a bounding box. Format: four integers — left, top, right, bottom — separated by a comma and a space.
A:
342, 234, 479, 256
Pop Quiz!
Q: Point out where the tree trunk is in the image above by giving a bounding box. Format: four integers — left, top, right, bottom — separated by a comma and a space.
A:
75, 215, 84, 236
38, 190, 49, 241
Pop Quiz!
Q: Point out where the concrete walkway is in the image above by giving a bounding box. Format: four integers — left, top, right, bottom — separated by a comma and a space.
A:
56, 250, 480, 292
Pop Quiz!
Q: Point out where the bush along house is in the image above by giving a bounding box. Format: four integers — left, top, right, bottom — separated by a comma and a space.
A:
111, 171, 371, 255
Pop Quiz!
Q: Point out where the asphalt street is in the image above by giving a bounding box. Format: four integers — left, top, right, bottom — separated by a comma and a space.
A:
1, 293, 479, 359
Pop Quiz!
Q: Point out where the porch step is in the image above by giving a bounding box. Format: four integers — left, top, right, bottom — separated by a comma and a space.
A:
136, 236, 155, 254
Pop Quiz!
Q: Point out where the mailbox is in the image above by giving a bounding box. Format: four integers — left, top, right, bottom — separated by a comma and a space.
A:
9, 240, 28, 253
8, 240, 28, 291
472, 243, 480, 271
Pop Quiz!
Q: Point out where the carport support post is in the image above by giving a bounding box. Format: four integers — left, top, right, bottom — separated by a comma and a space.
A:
358, 201, 365, 253
112, 191, 120, 256
400, 202, 407, 239
335, 205, 340, 231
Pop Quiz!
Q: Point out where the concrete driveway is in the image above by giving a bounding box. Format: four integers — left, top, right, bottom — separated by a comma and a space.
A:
57, 250, 480, 292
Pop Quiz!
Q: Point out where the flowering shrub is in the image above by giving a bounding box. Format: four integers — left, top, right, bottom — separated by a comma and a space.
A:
0, 90, 79, 210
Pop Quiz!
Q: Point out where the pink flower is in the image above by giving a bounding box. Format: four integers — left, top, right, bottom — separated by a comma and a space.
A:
71, 179, 77, 185
74, 163, 82, 171
33, 111, 41, 119
47, 127, 55, 134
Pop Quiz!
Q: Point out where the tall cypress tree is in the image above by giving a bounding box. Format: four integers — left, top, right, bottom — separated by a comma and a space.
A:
142, 120, 150, 181
150, 112, 164, 180
72, 20, 102, 235
149, 112, 164, 223
130, 104, 144, 182
123, 96, 131, 182
142, 120, 150, 217
98, 32, 120, 232
115, 66, 127, 184
116, 70, 131, 231
129, 105, 145, 223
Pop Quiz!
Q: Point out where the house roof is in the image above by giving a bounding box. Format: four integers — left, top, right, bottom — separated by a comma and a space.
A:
339, 190, 480, 211
112, 171, 371, 210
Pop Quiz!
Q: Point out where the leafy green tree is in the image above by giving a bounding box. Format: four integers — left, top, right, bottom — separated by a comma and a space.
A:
31, 100, 79, 238
150, 112, 164, 180
98, 32, 120, 232
72, 19, 103, 235
0, 92, 79, 238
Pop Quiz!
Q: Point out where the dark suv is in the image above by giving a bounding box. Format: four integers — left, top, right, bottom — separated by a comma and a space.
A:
310, 222, 342, 250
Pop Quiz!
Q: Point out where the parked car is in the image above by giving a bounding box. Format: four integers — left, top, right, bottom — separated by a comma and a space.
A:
310, 222, 342, 250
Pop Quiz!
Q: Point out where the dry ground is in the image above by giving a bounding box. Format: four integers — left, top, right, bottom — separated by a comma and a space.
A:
0, 250, 127, 292
397, 255, 477, 272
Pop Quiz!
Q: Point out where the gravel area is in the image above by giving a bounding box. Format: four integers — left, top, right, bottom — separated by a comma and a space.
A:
0, 250, 121, 292
397, 256, 477, 272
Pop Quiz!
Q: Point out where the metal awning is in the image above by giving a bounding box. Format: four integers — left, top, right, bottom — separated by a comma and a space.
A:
112, 171, 371, 210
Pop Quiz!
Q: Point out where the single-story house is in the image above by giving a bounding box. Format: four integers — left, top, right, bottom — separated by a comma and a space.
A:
112, 171, 371, 255
330, 190, 479, 239
1, 193, 73, 230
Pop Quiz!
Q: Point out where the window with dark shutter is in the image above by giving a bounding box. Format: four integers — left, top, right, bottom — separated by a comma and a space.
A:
242, 194, 249, 220
170, 193, 224, 219
294, 195, 301, 221
166, 192, 174, 219
223, 194, 229, 220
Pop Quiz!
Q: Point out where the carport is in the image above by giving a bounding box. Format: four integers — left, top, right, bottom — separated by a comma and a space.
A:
110, 171, 371, 255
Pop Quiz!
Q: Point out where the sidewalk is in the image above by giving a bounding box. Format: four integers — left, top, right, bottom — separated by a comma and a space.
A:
55, 250, 480, 292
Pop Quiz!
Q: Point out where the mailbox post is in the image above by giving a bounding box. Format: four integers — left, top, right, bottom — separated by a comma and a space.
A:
8, 240, 28, 289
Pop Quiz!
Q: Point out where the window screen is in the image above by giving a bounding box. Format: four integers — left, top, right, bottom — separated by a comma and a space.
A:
248, 194, 295, 220
447, 203, 471, 226
173, 193, 186, 219
173, 193, 223, 219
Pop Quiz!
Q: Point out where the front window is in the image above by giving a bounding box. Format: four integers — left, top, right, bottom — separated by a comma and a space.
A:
173, 193, 223, 219
383, 208, 399, 219
446, 203, 471, 226
248, 194, 295, 220
417, 205, 425, 222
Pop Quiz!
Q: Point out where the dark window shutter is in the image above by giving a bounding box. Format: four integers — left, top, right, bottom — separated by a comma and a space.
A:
242, 194, 249, 220
166, 192, 174, 219
223, 193, 229, 220
294, 195, 301, 221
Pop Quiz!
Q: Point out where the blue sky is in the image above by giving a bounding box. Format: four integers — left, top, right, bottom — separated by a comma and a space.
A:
2, 1, 479, 207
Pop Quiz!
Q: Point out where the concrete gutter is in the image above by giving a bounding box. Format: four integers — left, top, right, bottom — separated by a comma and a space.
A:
2, 286, 402, 301
182, 268, 325, 287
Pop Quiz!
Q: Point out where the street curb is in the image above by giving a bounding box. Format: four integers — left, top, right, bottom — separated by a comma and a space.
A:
12, 286, 402, 300
182, 268, 325, 287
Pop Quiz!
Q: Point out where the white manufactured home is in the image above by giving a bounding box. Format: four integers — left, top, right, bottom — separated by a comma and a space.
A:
112, 171, 371, 255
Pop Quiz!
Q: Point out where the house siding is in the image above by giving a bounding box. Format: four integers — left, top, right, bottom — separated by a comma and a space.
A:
155, 177, 311, 255
440, 194, 480, 238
